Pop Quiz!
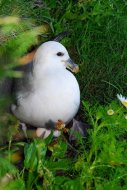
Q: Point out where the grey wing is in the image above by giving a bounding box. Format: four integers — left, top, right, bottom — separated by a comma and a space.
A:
0, 61, 34, 110
0, 77, 14, 111
13, 61, 34, 93
0, 78, 13, 97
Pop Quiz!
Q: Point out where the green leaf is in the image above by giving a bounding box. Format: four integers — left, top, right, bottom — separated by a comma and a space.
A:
24, 142, 38, 171
24, 139, 47, 171
0, 179, 25, 190
0, 157, 17, 178
45, 159, 72, 171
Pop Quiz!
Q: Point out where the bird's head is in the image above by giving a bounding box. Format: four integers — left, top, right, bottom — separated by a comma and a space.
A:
34, 41, 79, 74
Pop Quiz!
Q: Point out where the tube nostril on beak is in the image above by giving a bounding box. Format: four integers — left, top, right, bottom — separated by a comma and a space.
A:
65, 58, 79, 73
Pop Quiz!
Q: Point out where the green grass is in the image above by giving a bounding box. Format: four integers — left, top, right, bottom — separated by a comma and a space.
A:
1, 0, 127, 189
1, 0, 127, 103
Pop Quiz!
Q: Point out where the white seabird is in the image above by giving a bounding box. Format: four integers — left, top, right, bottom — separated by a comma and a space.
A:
11, 41, 80, 130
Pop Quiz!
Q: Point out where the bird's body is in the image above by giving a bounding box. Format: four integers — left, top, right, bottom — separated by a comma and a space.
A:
12, 41, 80, 129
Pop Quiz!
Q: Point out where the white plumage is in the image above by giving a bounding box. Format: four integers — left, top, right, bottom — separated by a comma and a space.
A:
12, 41, 80, 129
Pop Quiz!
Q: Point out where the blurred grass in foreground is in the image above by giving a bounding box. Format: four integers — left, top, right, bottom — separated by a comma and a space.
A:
0, 15, 49, 142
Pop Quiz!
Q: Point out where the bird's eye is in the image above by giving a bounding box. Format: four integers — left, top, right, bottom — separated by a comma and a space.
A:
57, 52, 64, 56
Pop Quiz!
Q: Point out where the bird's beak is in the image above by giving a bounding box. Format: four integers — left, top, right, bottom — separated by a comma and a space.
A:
65, 58, 79, 73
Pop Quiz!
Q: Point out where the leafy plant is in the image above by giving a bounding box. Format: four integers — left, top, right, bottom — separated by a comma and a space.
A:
74, 100, 127, 189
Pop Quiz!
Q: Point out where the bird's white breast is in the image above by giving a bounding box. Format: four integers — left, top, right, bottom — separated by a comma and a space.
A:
17, 69, 80, 128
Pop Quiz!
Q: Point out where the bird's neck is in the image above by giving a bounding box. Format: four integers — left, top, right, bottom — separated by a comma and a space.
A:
33, 61, 65, 79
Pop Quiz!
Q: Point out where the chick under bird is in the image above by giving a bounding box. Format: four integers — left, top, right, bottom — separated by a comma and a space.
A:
11, 41, 80, 130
